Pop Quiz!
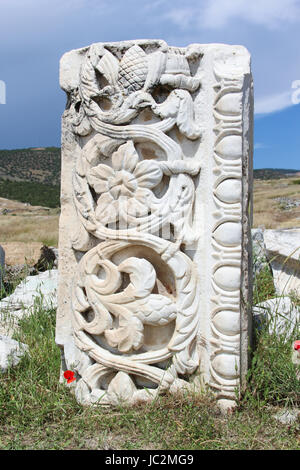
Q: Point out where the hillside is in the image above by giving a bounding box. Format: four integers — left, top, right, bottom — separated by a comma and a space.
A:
0, 147, 61, 185
254, 168, 300, 180
0, 147, 61, 207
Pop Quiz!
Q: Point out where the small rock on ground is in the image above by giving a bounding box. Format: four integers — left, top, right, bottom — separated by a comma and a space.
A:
0, 334, 28, 373
273, 409, 300, 425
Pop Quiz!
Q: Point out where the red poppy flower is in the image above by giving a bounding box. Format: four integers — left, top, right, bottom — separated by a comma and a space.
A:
64, 370, 76, 384
293, 340, 300, 351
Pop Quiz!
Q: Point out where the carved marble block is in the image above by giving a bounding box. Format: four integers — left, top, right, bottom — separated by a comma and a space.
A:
56, 40, 253, 410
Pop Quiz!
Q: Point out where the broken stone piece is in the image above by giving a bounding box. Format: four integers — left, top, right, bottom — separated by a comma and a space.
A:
253, 296, 299, 338
264, 229, 300, 296
0, 334, 28, 373
0, 269, 58, 319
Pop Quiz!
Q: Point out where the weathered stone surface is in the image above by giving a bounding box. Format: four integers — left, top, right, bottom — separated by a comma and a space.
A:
57, 40, 253, 408
273, 409, 300, 425
264, 229, 300, 296
252, 228, 270, 277
0, 334, 28, 372
0, 269, 58, 319
253, 296, 299, 337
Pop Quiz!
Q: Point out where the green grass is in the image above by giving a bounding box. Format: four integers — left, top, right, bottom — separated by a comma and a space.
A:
253, 264, 276, 305
245, 327, 300, 408
0, 267, 299, 450
250, 257, 300, 409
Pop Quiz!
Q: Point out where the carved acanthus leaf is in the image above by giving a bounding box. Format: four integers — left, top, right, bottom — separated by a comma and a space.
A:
118, 257, 156, 299
96, 50, 119, 89
104, 311, 144, 353
153, 90, 201, 140
143, 50, 167, 90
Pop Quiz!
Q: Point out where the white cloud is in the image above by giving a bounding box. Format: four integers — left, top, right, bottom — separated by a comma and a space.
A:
254, 142, 268, 150
203, 0, 300, 29
254, 90, 294, 115
166, 8, 195, 29
165, 0, 300, 30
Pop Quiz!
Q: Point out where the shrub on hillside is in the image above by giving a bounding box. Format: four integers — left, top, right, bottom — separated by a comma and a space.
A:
0, 179, 60, 207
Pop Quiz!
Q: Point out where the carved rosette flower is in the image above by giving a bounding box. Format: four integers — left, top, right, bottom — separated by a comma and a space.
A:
87, 141, 163, 225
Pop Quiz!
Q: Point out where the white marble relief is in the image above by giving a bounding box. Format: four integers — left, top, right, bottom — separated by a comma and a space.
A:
57, 40, 253, 410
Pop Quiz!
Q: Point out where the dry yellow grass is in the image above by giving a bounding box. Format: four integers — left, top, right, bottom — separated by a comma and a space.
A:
253, 178, 300, 229
0, 214, 59, 245
0, 198, 59, 265
0, 214, 59, 265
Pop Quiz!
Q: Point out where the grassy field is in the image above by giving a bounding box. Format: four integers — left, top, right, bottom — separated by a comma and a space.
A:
0, 199, 59, 264
0, 214, 59, 246
253, 177, 300, 228
0, 265, 299, 450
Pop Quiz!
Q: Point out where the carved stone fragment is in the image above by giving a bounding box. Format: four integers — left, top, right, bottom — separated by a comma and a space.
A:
57, 40, 253, 410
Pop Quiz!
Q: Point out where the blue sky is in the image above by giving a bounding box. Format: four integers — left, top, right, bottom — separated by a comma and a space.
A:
0, 0, 300, 169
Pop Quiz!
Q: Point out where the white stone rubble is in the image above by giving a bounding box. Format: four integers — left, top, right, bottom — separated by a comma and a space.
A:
0, 334, 28, 373
0, 269, 58, 320
253, 296, 299, 338
252, 228, 269, 277
273, 409, 300, 425
264, 229, 300, 296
